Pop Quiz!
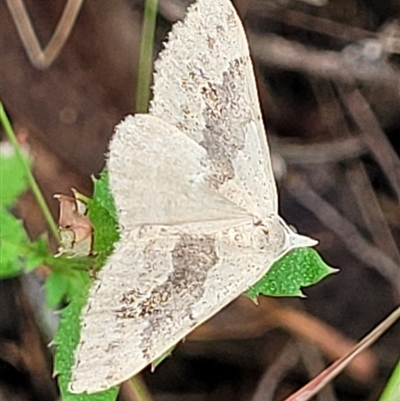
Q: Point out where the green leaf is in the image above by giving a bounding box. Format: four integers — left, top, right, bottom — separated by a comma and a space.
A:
44, 257, 90, 308
92, 170, 118, 221
378, 359, 400, 401
88, 169, 119, 265
0, 143, 50, 278
0, 143, 33, 278
45, 270, 70, 308
0, 143, 28, 207
0, 209, 28, 277
25, 237, 51, 271
87, 198, 119, 267
53, 266, 118, 401
246, 248, 336, 299
53, 285, 118, 401
0, 209, 48, 278
54, 170, 120, 400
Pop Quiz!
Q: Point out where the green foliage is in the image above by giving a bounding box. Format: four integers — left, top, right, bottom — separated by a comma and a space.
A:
0, 210, 31, 277
378, 359, 400, 401
45, 256, 91, 308
136, 0, 159, 112
87, 172, 119, 267
54, 172, 119, 401
0, 102, 60, 240
0, 145, 49, 278
246, 247, 336, 299
0, 143, 28, 206
90, 170, 118, 221
46, 270, 70, 308
53, 283, 118, 401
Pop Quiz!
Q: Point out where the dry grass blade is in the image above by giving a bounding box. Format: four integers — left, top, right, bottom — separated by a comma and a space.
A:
272, 137, 367, 165
339, 88, 400, 202
191, 297, 377, 382
251, 343, 300, 401
286, 173, 400, 300
309, 79, 400, 265
249, 33, 400, 88
296, 342, 338, 401
315, 79, 399, 263
265, 299, 376, 382
345, 162, 400, 264
5, 0, 84, 69
247, 1, 375, 44
281, 305, 400, 401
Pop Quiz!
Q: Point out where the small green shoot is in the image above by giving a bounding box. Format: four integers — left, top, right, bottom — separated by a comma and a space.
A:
378, 358, 400, 401
136, 0, 159, 112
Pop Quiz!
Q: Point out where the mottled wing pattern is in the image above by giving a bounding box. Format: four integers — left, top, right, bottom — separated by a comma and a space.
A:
150, 0, 278, 218
69, 0, 316, 394
70, 213, 288, 393
105, 115, 251, 230
70, 114, 291, 392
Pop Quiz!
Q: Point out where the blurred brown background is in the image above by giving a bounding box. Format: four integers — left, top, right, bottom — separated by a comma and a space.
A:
1, 0, 399, 400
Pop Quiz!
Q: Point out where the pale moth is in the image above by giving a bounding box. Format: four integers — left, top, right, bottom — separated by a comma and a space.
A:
70, 0, 317, 393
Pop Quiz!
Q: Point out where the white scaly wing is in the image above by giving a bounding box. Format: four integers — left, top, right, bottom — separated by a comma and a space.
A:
104, 114, 251, 230
70, 115, 296, 394
70, 0, 317, 393
150, 0, 277, 219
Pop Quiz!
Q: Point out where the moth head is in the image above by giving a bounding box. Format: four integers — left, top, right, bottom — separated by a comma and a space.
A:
259, 216, 317, 257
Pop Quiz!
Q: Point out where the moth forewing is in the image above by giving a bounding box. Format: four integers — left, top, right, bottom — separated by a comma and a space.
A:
150, 0, 278, 217
71, 216, 299, 394
69, 0, 316, 393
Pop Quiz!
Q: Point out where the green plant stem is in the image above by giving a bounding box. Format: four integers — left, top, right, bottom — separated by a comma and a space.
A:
129, 377, 153, 401
0, 101, 61, 243
136, 0, 159, 112
378, 358, 400, 401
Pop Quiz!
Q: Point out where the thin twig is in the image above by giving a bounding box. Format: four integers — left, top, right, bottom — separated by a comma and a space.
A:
273, 136, 367, 165
265, 299, 377, 382
282, 305, 400, 401
310, 79, 400, 264
286, 173, 400, 300
346, 162, 400, 264
379, 195, 400, 229
297, 342, 338, 401
249, 33, 400, 88
5, 0, 84, 69
378, 20, 400, 55
155, 1, 400, 91
251, 342, 300, 401
247, 1, 375, 45
339, 88, 400, 202
191, 297, 377, 381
